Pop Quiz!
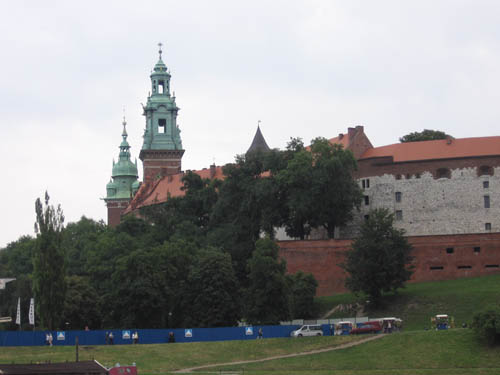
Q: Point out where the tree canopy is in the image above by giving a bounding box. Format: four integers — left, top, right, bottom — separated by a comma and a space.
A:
342, 208, 414, 304
399, 129, 450, 143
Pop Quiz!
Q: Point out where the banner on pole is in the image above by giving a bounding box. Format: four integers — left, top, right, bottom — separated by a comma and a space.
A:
29, 298, 35, 325
15, 298, 20, 325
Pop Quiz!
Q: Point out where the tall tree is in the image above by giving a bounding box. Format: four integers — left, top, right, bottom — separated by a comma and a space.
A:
184, 249, 241, 327
342, 208, 414, 305
399, 129, 450, 143
33, 192, 66, 330
245, 238, 290, 324
287, 271, 318, 319
276, 139, 315, 239
309, 137, 362, 238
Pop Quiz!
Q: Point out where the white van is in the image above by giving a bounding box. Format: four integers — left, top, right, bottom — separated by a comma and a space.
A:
290, 324, 323, 337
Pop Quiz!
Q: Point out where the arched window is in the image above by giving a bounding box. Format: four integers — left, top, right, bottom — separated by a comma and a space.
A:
436, 168, 451, 179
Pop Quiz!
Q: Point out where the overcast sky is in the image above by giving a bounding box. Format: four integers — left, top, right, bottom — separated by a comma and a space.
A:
1, 0, 500, 248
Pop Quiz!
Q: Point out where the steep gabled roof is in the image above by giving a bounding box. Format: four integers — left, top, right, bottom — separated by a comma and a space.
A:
360, 136, 500, 163
125, 165, 225, 213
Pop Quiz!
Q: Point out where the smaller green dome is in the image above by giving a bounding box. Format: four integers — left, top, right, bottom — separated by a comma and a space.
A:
112, 160, 138, 178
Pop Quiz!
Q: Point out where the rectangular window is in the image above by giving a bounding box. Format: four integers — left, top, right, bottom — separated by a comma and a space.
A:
474, 247, 481, 253
158, 119, 166, 134
430, 266, 444, 270
485, 223, 492, 231
483, 181, 489, 189
457, 265, 472, 269
485, 264, 499, 268
366, 179, 370, 188
395, 210, 403, 220
395, 192, 402, 202
362, 180, 366, 189
158, 80, 165, 94
364, 196, 369, 205
446, 247, 454, 254
484, 195, 490, 208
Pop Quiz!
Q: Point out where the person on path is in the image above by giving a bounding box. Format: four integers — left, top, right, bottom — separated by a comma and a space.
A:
257, 328, 263, 339
48, 333, 53, 347
132, 331, 139, 344
109, 331, 114, 345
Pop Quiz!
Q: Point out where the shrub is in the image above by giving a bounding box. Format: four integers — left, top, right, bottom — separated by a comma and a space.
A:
472, 309, 500, 346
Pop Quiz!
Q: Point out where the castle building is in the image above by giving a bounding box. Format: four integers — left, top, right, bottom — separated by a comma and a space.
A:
105, 48, 500, 295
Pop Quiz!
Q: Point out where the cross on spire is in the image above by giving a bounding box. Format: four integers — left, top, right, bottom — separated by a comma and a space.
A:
158, 42, 163, 59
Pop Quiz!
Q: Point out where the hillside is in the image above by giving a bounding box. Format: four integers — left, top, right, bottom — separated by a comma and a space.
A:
317, 273, 500, 330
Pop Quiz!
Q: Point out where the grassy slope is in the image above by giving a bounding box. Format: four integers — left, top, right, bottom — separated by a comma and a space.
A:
316, 273, 500, 330
215, 329, 500, 375
0, 335, 362, 374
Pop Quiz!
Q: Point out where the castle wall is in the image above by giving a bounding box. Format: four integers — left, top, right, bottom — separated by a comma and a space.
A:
279, 232, 500, 296
340, 164, 500, 238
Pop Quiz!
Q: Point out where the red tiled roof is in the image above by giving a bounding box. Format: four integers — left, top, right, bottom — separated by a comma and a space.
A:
360, 136, 500, 162
328, 134, 351, 149
126, 166, 225, 212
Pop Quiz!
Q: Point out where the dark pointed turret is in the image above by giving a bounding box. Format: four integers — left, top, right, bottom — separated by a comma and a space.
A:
247, 125, 270, 154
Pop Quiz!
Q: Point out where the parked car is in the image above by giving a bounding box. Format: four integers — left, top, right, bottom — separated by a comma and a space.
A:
290, 324, 323, 337
350, 321, 382, 334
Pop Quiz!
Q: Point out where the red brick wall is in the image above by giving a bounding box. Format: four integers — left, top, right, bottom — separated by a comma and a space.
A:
140, 149, 184, 184
278, 232, 500, 296
107, 200, 130, 227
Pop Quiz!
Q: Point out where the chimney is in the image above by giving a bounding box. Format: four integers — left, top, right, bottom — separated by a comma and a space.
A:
446, 136, 453, 145
210, 164, 216, 179
338, 133, 344, 140
347, 127, 356, 139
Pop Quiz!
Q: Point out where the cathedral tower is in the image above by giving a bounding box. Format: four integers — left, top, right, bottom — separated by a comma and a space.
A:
104, 117, 140, 227
140, 44, 184, 184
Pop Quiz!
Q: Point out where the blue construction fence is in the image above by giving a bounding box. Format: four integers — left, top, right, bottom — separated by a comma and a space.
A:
0, 324, 315, 347
0, 317, 376, 347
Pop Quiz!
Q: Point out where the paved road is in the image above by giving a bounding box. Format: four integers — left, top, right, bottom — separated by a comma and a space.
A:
174, 334, 386, 373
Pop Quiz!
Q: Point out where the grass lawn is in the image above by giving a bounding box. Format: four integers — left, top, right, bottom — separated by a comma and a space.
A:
316, 273, 500, 331
213, 329, 500, 375
0, 335, 363, 374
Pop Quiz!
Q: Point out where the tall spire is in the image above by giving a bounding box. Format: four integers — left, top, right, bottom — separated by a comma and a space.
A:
247, 121, 271, 154
140, 44, 184, 183
104, 116, 140, 227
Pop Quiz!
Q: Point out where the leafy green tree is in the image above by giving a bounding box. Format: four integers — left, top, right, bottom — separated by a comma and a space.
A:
107, 247, 169, 328
33, 192, 67, 330
287, 271, 318, 319
309, 137, 363, 238
0, 236, 36, 276
61, 276, 101, 329
472, 309, 500, 346
245, 238, 290, 324
62, 217, 108, 276
184, 249, 241, 327
342, 208, 414, 305
276, 141, 315, 239
399, 129, 450, 143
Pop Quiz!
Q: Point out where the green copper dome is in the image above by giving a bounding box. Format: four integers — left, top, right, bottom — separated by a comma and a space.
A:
105, 117, 140, 201
112, 120, 138, 178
